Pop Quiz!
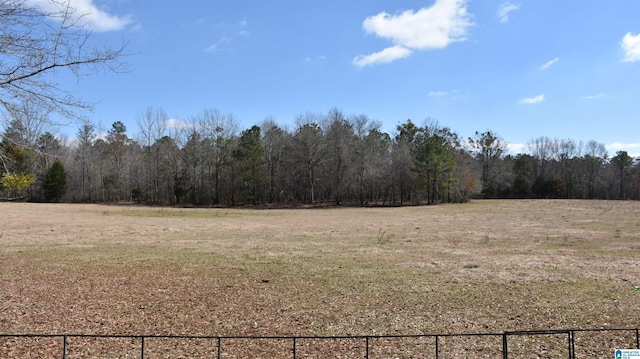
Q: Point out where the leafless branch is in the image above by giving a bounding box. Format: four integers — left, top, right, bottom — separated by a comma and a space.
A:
0, 0, 128, 121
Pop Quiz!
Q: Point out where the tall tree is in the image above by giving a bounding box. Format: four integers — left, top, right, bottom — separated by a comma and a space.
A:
291, 114, 326, 204
74, 123, 96, 201
468, 130, 507, 197
583, 140, 607, 199
413, 123, 458, 203
36, 132, 61, 170
324, 108, 354, 205
198, 109, 238, 204
352, 115, 389, 205
611, 150, 633, 199
260, 118, 288, 204
105, 121, 131, 201
180, 129, 206, 205
527, 136, 554, 179
233, 125, 266, 205
43, 159, 67, 201
510, 154, 536, 198
152, 135, 181, 204
137, 107, 168, 203
393, 120, 420, 204
556, 138, 577, 198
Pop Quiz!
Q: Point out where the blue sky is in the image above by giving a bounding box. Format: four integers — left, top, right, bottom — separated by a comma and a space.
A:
41, 0, 640, 156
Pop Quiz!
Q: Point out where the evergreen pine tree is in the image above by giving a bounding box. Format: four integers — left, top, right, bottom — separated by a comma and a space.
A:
44, 160, 67, 202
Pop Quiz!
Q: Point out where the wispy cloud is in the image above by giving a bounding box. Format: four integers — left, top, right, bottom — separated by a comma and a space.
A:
622, 32, 640, 62
353, 0, 473, 67
238, 17, 250, 35
305, 55, 328, 62
497, 2, 520, 23
518, 94, 544, 104
205, 36, 232, 53
580, 93, 610, 100
428, 90, 449, 98
163, 118, 191, 130
27, 0, 131, 31
204, 18, 249, 52
540, 57, 559, 70
353, 46, 413, 67
428, 89, 458, 98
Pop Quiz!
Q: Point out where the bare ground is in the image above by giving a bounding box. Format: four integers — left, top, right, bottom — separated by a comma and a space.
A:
1, 200, 639, 357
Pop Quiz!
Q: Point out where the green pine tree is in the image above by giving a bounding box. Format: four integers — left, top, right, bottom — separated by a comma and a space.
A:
43, 160, 67, 202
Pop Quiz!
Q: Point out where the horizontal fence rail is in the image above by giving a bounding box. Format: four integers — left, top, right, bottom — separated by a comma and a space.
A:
1, 327, 638, 358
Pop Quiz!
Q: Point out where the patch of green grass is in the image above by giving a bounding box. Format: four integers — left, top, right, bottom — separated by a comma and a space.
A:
99, 207, 273, 219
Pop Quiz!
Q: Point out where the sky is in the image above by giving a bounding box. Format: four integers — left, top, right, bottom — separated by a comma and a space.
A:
35, 0, 640, 156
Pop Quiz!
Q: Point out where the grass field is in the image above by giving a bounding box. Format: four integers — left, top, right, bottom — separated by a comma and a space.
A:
1, 200, 639, 357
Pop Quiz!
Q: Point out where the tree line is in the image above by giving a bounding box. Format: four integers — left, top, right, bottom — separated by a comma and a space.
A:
1, 106, 639, 205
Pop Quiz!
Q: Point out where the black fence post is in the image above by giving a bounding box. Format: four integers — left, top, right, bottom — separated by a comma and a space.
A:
62, 335, 67, 359
435, 335, 439, 359
292, 337, 296, 359
217, 337, 222, 359
636, 328, 639, 349
365, 336, 369, 359
140, 336, 145, 359
570, 330, 575, 359
502, 332, 508, 359
567, 331, 572, 359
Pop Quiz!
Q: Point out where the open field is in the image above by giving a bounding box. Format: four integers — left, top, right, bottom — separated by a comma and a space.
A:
1, 200, 639, 357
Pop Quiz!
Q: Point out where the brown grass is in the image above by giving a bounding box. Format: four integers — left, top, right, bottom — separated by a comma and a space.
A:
1, 200, 639, 357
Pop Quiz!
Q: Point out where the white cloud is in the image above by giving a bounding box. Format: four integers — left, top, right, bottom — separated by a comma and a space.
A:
580, 92, 609, 100
428, 89, 458, 98
497, 2, 520, 23
238, 17, 250, 35
518, 94, 544, 104
607, 142, 640, 157
607, 142, 640, 150
205, 36, 232, 53
507, 142, 526, 154
622, 32, 640, 62
305, 55, 328, 62
27, 0, 131, 31
163, 118, 191, 130
353, 0, 473, 67
428, 90, 449, 97
353, 45, 413, 67
540, 57, 559, 70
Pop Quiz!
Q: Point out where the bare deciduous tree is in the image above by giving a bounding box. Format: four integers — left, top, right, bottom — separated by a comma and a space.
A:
292, 113, 326, 204
468, 130, 507, 196
137, 107, 168, 203
0, 0, 127, 119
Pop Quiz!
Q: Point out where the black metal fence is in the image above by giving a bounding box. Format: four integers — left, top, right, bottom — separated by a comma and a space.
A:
1, 327, 638, 358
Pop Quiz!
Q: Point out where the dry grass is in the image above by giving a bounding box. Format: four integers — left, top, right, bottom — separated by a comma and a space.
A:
1, 200, 639, 357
